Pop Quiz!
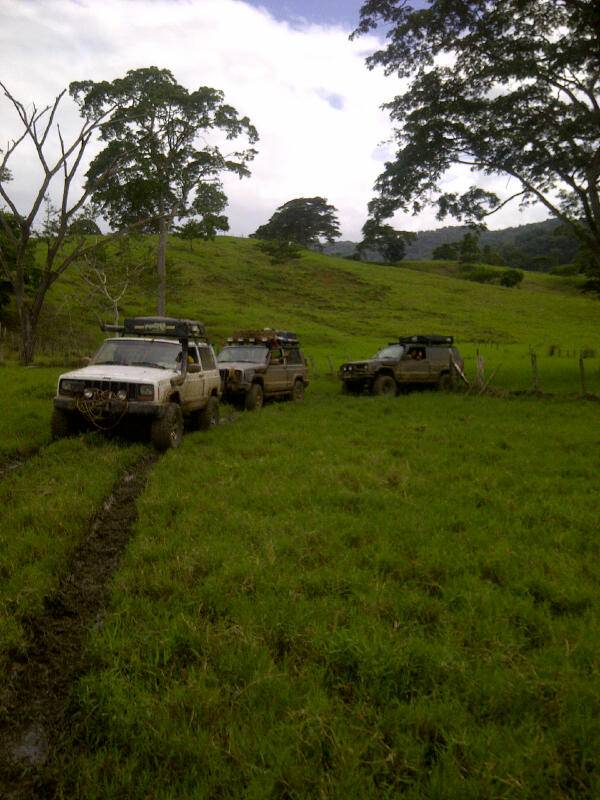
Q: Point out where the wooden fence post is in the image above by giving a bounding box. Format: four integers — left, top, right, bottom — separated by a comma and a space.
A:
579, 353, 587, 396
530, 350, 539, 392
475, 349, 485, 389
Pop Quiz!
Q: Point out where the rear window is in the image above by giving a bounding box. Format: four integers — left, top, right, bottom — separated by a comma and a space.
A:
285, 348, 303, 365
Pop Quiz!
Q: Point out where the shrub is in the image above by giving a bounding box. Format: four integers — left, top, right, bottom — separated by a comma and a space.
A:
499, 268, 524, 287
257, 239, 303, 265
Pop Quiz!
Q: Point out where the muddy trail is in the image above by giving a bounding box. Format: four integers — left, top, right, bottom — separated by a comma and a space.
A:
0, 452, 158, 799
0, 447, 44, 481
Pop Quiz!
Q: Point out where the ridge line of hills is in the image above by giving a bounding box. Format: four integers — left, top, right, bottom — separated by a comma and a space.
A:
322, 218, 580, 269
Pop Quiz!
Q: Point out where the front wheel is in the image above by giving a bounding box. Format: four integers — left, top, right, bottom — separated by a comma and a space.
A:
371, 374, 396, 396
197, 396, 220, 430
245, 383, 264, 411
151, 403, 183, 451
438, 372, 454, 392
291, 380, 305, 401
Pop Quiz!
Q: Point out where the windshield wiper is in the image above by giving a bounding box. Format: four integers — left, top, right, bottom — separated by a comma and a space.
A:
131, 361, 168, 369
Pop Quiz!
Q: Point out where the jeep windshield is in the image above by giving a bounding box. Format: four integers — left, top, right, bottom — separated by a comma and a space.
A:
217, 346, 268, 364
91, 339, 181, 369
374, 344, 405, 359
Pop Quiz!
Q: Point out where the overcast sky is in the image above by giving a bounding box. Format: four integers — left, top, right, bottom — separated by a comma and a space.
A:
1, 0, 550, 240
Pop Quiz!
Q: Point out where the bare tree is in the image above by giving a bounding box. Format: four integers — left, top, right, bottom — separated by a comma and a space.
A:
0, 81, 152, 363
74, 237, 153, 327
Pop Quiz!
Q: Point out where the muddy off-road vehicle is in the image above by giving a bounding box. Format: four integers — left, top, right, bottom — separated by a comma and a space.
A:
339, 335, 465, 396
218, 329, 309, 410
52, 317, 221, 450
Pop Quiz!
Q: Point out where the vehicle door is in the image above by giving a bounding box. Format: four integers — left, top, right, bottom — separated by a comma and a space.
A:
199, 346, 220, 397
400, 345, 430, 382
265, 347, 287, 394
428, 346, 451, 380
284, 347, 305, 389
181, 343, 204, 409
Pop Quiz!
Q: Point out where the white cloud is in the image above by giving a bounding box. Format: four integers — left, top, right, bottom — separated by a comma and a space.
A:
0, 0, 550, 239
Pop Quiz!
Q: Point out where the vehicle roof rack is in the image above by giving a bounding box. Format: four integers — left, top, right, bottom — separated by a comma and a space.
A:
101, 317, 206, 339
398, 334, 454, 346
226, 328, 299, 347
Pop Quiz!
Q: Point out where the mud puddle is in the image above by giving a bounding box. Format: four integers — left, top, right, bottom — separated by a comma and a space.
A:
0, 452, 157, 799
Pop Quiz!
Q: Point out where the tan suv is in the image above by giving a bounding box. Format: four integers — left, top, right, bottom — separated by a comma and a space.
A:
218, 329, 309, 410
339, 334, 464, 395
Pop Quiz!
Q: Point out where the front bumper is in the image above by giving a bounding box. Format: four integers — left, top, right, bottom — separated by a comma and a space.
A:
54, 397, 166, 418
339, 371, 372, 386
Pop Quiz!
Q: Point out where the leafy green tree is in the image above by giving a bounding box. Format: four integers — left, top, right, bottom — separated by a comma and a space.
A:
357, 219, 415, 264
252, 197, 340, 249
459, 232, 481, 265
432, 242, 459, 260
174, 214, 229, 252
0, 214, 36, 312
482, 244, 505, 267
74, 67, 258, 314
353, 0, 600, 277
68, 215, 102, 236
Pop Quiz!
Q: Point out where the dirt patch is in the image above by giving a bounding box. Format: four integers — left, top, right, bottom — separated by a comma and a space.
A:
0, 448, 42, 481
0, 452, 157, 799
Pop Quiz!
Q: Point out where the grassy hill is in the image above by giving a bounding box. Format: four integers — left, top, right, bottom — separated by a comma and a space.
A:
1, 236, 600, 798
7, 234, 597, 393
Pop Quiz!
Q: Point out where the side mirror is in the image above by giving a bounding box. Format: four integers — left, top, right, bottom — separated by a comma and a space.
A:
187, 363, 202, 374
81, 356, 91, 366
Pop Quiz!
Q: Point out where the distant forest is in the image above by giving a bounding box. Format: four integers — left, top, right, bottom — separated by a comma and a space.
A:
324, 219, 581, 272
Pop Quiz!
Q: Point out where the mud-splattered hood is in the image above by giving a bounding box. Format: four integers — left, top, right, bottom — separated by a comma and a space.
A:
58, 364, 178, 384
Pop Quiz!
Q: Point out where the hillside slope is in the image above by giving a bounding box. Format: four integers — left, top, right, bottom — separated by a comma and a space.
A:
32, 235, 599, 365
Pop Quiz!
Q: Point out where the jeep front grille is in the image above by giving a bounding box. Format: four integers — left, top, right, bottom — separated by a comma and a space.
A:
83, 379, 141, 399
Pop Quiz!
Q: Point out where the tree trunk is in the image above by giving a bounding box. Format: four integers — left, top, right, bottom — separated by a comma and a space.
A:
18, 305, 37, 365
157, 216, 168, 316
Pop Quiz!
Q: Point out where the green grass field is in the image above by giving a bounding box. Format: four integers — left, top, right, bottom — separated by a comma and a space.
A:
1, 237, 599, 797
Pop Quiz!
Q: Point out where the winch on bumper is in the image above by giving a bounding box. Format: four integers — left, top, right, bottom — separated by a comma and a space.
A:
54, 392, 166, 418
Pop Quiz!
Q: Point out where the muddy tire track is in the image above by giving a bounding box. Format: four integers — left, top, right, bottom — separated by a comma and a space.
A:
0, 447, 44, 481
0, 451, 158, 799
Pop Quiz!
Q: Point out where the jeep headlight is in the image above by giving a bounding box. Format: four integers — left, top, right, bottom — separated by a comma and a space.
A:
60, 379, 85, 394
138, 384, 154, 399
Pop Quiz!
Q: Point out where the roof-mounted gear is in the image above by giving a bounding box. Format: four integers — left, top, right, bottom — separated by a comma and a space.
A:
226, 328, 299, 347
100, 316, 206, 340
398, 334, 454, 346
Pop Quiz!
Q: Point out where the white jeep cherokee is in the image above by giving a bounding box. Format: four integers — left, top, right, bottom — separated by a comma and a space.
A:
52, 317, 221, 450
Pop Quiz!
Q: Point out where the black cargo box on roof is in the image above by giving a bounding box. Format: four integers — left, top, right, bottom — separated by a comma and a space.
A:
123, 317, 205, 339
399, 334, 454, 346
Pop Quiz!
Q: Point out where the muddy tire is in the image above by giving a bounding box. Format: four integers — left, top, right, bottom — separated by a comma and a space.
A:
198, 396, 220, 430
291, 379, 305, 401
438, 372, 454, 392
245, 383, 264, 411
151, 403, 183, 451
372, 374, 396, 396
51, 407, 81, 439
